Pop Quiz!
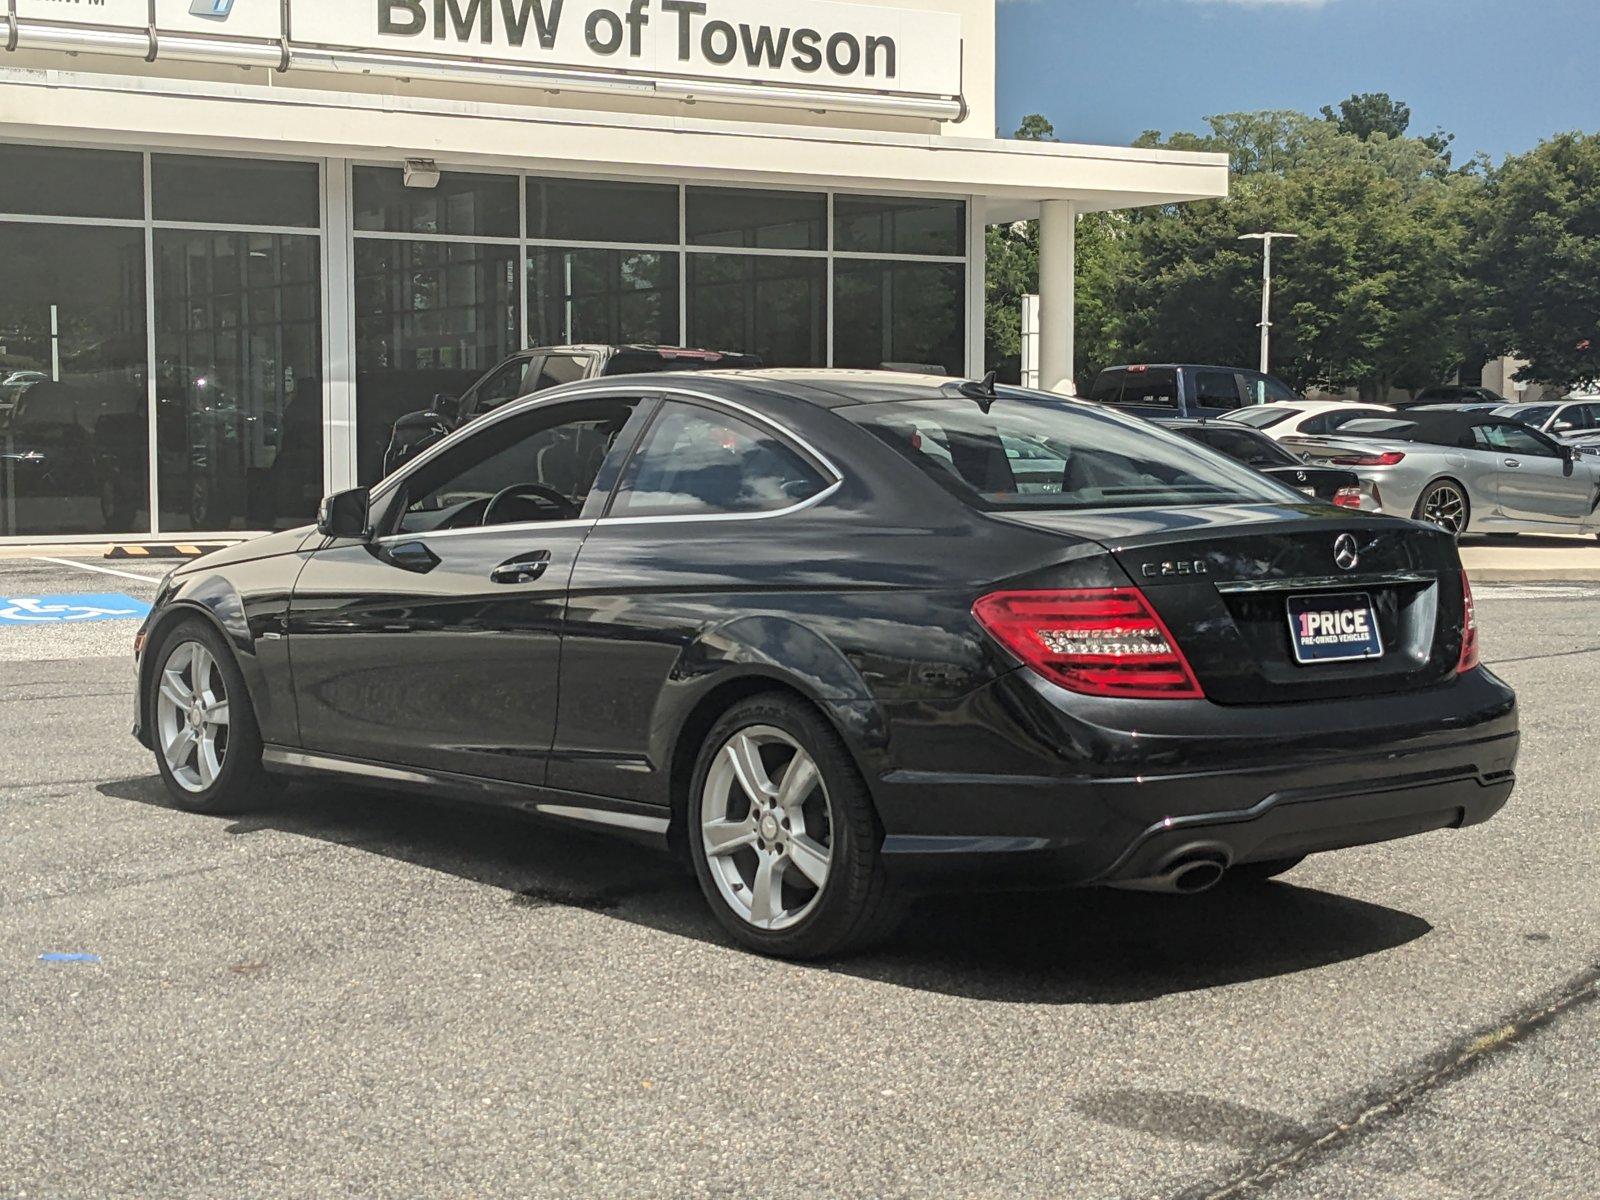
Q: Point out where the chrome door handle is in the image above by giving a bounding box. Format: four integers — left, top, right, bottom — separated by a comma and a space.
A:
1503, 459, 1521, 468
491, 551, 552, 585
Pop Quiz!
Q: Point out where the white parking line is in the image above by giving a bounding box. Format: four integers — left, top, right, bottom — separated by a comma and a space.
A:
33, 557, 167, 585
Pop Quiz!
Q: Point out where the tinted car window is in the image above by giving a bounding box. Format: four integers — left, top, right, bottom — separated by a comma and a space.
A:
1506, 405, 1558, 428
1088, 371, 1124, 404
1300, 408, 1391, 435
1194, 370, 1243, 410
1112, 370, 1178, 409
603, 350, 762, 376
1473, 423, 1560, 457
611, 401, 829, 518
1573, 404, 1600, 431
1225, 405, 1298, 430
1184, 427, 1298, 468
843, 395, 1288, 513
1258, 374, 1301, 404
397, 400, 639, 534
533, 353, 592, 391
475, 357, 536, 415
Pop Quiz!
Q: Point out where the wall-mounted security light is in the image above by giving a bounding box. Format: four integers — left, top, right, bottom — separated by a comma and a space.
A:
402, 159, 441, 190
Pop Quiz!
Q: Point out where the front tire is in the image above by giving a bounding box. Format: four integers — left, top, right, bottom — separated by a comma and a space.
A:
687, 693, 900, 959
147, 618, 277, 815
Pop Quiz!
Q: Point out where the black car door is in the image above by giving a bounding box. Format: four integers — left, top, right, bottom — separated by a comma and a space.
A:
287, 394, 652, 785
550, 398, 838, 804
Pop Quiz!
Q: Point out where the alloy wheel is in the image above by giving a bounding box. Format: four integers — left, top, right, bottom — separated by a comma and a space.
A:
155, 640, 231, 794
700, 726, 834, 931
1420, 483, 1467, 535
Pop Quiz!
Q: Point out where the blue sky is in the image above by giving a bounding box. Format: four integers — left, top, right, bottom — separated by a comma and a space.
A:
996, 0, 1600, 162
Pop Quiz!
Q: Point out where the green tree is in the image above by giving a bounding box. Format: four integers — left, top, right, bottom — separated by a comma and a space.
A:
1473, 132, 1600, 388
1320, 92, 1412, 141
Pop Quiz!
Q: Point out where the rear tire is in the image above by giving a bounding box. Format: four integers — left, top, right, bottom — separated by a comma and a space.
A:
687, 693, 901, 959
1227, 856, 1306, 884
146, 618, 278, 815
1412, 480, 1469, 538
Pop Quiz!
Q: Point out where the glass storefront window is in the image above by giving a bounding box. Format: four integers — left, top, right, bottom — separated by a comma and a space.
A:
687, 255, 827, 366
353, 168, 519, 239
0, 144, 144, 221
354, 240, 521, 484
834, 260, 966, 377
0, 223, 148, 536
528, 178, 678, 246
835, 196, 966, 258
153, 155, 320, 229
528, 248, 680, 347
154, 230, 324, 532
687, 188, 826, 251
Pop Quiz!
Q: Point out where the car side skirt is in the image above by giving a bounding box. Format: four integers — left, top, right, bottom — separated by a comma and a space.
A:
260, 747, 672, 847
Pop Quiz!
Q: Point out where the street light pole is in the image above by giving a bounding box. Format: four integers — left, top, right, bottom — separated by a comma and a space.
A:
1238, 232, 1298, 375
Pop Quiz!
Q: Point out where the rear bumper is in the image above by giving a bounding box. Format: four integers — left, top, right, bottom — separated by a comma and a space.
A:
870, 667, 1518, 888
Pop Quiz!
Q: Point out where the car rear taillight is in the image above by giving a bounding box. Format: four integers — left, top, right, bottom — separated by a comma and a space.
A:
1332, 451, 1406, 467
972, 588, 1205, 700
1458, 571, 1480, 673
1333, 486, 1363, 509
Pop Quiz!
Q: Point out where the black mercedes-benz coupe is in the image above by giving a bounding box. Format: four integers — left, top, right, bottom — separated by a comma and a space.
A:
133, 372, 1518, 958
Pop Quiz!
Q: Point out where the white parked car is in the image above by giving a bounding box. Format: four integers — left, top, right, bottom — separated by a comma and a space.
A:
1219, 400, 1395, 441
1491, 399, 1600, 443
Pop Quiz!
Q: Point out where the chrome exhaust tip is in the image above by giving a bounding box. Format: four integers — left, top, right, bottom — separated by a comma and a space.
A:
1111, 848, 1232, 895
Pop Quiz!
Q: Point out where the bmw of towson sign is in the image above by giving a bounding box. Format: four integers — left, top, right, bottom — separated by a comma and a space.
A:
16, 0, 965, 99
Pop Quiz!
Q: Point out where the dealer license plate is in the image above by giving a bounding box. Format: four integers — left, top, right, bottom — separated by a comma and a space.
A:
1287, 592, 1384, 664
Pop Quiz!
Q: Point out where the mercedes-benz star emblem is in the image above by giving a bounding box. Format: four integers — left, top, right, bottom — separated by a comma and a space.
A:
1334, 534, 1361, 572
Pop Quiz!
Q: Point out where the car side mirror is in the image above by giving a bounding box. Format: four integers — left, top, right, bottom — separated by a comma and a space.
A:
1553, 420, 1575, 432
317, 487, 371, 540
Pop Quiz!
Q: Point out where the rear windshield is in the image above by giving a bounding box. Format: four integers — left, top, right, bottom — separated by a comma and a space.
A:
842, 393, 1292, 513
1225, 406, 1298, 430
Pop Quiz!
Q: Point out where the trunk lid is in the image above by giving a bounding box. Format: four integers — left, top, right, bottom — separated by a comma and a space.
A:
992, 504, 1466, 704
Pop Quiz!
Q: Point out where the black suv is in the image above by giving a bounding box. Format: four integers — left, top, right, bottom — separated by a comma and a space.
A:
1089, 364, 1301, 419
383, 344, 760, 474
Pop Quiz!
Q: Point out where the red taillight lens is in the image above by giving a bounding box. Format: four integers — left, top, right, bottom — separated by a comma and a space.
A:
972, 588, 1205, 700
1333, 486, 1363, 509
1458, 571, 1480, 673
1332, 451, 1406, 467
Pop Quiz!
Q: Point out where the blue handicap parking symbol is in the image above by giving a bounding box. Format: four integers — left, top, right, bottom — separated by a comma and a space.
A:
0, 594, 153, 625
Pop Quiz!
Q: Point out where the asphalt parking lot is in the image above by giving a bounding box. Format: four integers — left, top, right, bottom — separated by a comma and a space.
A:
1, 555, 1596, 1199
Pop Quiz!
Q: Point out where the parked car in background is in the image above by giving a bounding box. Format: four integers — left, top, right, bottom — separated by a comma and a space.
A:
1159, 419, 1363, 507
1400, 385, 1510, 410
1492, 399, 1600, 443
382, 344, 761, 475
1220, 400, 1395, 441
0, 369, 47, 426
134, 372, 1514, 959
1088, 364, 1300, 419
1282, 410, 1600, 539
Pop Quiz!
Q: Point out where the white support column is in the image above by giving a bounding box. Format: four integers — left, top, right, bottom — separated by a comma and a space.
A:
321, 158, 357, 495
1037, 199, 1077, 396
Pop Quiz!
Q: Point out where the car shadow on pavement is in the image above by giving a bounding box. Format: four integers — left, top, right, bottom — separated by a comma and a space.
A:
98, 775, 1433, 1006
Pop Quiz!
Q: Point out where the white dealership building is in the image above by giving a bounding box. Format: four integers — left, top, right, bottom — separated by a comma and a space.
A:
0, 0, 1227, 541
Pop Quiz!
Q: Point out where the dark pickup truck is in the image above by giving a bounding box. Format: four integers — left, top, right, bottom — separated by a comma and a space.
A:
383, 344, 761, 475
1089, 363, 1302, 419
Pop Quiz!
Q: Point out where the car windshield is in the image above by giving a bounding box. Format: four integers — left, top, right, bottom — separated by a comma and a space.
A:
842, 393, 1292, 513
1503, 405, 1556, 426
